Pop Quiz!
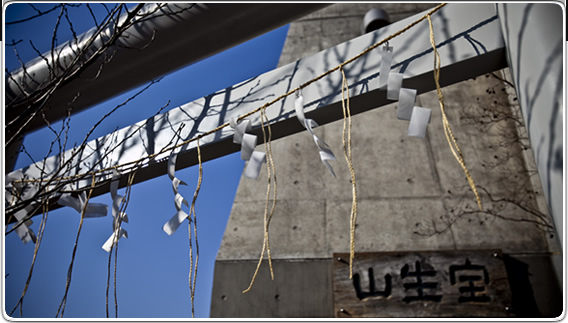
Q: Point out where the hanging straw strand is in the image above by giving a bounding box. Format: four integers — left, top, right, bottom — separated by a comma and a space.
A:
426, 14, 482, 211
261, 105, 277, 280
56, 175, 97, 318
188, 138, 203, 318
105, 169, 136, 318
242, 105, 278, 293
9, 198, 49, 317
340, 67, 358, 279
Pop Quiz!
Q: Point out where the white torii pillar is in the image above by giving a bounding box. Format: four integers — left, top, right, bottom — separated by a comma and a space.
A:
496, 3, 564, 248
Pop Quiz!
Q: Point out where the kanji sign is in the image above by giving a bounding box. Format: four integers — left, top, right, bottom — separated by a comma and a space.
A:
333, 250, 513, 318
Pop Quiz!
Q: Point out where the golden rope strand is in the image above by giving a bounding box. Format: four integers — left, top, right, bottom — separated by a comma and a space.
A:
427, 14, 482, 211
105, 169, 136, 318
9, 198, 49, 317
260, 107, 273, 280
242, 106, 278, 293
56, 175, 97, 318
188, 138, 202, 318
261, 106, 277, 280
115, 171, 136, 317
340, 68, 358, 279
113, 227, 119, 317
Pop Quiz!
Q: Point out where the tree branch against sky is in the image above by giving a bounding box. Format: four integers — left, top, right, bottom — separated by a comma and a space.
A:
4, 2, 290, 318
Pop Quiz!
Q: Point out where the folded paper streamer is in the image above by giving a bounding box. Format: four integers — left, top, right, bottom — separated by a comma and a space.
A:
102, 170, 129, 252
408, 106, 432, 138
295, 93, 337, 177
163, 149, 190, 235
5, 170, 23, 204
58, 192, 108, 218
397, 88, 417, 120
109, 170, 129, 226
378, 45, 394, 90
230, 117, 266, 180
5, 171, 39, 208
5, 172, 39, 244
230, 117, 252, 144
241, 133, 257, 161
244, 150, 267, 180
102, 228, 127, 252
387, 72, 404, 100
13, 204, 38, 244
230, 117, 257, 161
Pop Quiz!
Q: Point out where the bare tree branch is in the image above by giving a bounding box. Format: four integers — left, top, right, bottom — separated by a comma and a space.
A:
6, 4, 62, 25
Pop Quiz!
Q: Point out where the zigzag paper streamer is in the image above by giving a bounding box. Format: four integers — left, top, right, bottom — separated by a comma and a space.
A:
102, 228, 128, 252
295, 94, 337, 177
230, 116, 266, 180
408, 106, 432, 138
102, 170, 129, 252
58, 192, 108, 218
241, 133, 257, 161
397, 88, 417, 120
6, 172, 39, 244
230, 117, 252, 144
244, 151, 267, 180
5, 170, 23, 206
230, 118, 258, 161
387, 72, 404, 100
304, 119, 337, 177
13, 204, 37, 244
378, 45, 394, 89
163, 149, 190, 235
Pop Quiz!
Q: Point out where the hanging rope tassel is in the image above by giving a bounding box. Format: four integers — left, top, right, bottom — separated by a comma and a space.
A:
187, 138, 203, 318
427, 14, 482, 211
56, 175, 98, 318
102, 170, 129, 253
106, 170, 136, 318
10, 198, 49, 317
242, 106, 277, 293
340, 67, 359, 279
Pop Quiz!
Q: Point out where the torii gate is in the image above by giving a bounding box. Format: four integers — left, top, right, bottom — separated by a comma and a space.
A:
5, 3, 564, 251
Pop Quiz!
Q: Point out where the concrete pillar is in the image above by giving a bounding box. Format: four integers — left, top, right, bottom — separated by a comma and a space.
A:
496, 3, 564, 248
211, 3, 562, 318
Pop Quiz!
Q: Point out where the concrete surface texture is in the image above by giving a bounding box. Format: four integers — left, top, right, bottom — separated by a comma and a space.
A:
211, 3, 560, 318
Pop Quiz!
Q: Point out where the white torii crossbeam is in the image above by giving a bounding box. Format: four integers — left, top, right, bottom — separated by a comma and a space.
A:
2, 3, 518, 222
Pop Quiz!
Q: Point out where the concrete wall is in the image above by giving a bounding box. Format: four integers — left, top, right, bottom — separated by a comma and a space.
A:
211, 3, 561, 318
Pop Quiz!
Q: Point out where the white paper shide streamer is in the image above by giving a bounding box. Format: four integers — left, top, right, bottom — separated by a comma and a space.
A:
378, 44, 431, 138
397, 88, 417, 121
387, 72, 404, 101
408, 106, 432, 138
12, 204, 38, 244
163, 149, 190, 235
6, 172, 38, 244
58, 192, 108, 217
230, 117, 266, 180
295, 93, 337, 177
379, 45, 394, 90
244, 151, 267, 179
102, 170, 129, 252
230, 117, 251, 145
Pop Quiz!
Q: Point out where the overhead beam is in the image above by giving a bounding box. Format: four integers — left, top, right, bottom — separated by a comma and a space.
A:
5, 3, 330, 135
6, 3, 507, 221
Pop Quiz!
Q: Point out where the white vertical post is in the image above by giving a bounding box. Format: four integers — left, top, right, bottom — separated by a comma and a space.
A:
496, 3, 564, 249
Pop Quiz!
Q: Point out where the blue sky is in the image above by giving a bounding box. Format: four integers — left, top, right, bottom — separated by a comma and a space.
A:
4, 3, 290, 318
